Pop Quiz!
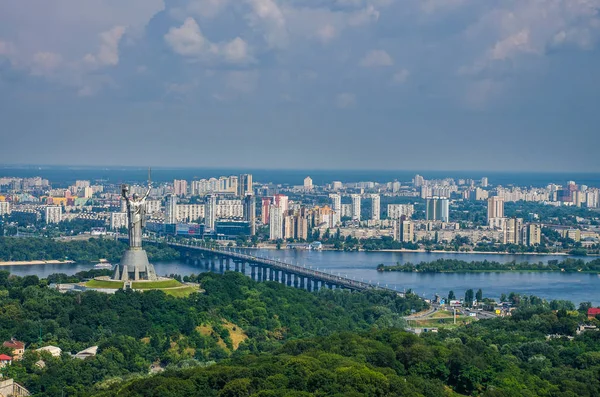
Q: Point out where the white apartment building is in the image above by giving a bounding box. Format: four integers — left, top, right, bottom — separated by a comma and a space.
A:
145, 200, 162, 215
370, 194, 380, 221
387, 204, 415, 220
0, 201, 10, 216
217, 200, 244, 218
177, 204, 205, 223
110, 212, 128, 230
165, 195, 178, 224
45, 206, 62, 224
205, 195, 217, 231
351, 194, 361, 221
269, 205, 284, 240
341, 204, 353, 218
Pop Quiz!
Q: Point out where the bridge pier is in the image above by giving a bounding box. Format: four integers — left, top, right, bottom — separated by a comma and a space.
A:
225, 257, 231, 272
299, 276, 305, 289
241, 262, 246, 274
219, 257, 224, 273
250, 265, 256, 280
262, 266, 268, 282
234, 260, 240, 272
287, 273, 292, 287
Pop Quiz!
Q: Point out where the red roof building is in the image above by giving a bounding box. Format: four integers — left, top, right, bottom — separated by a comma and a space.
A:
2, 338, 25, 360
587, 308, 600, 319
0, 354, 12, 368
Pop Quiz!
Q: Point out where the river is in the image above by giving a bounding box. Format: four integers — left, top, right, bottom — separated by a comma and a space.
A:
3, 250, 599, 304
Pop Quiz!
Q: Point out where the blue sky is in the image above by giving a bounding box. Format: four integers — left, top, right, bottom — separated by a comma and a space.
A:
0, 0, 599, 171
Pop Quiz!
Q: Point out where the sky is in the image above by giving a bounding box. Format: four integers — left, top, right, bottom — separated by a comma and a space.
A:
0, 0, 599, 172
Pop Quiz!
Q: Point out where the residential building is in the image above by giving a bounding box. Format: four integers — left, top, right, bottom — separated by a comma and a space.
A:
414, 174, 425, 187
524, 223, 541, 246
238, 174, 253, 197
269, 205, 284, 240
425, 197, 449, 222
177, 204, 204, 223
261, 197, 272, 224
351, 194, 361, 221
273, 194, 288, 214
487, 196, 504, 225
165, 195, 178, 224
332, 181, 343, 191
387, 204, 414, 219
481, 177, 488, 187
243, 195, 256, 235
110, 212, 127, 230
283, 215, 295, 240
217, 200, 243, 218
3, 338, 25, 360
370, 194, 380, 221
504, 218, 524, 245
205, 195, 217, 231
0, 201, 10, 216
44, 206, 62, 224
173, 180, 188, 196
398, 219, 414, 243
145, 199, 161, 215
295, 210, 309, 240
330, 194, 341, 226
341, 203, 352, 218
304, 176, 313, 190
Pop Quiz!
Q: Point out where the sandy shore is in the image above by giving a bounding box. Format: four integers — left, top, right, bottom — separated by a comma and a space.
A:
0, 260, 75, 266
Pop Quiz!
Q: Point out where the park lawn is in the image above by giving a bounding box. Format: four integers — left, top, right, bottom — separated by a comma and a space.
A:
131, 279, 182, 289
85, 280, 124, 289
163, 286, 199, 298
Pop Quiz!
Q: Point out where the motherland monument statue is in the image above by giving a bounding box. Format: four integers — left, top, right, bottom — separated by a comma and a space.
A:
113, 172, 157, 281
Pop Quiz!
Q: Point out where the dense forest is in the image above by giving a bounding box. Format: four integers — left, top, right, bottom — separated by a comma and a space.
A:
0, 237, 180, 263
0, 268, 598, 396
377, 257, 600, 273
0, 270, 426, 396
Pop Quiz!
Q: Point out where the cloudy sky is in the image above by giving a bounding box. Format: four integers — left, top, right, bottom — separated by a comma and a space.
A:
1, 0, 599, 171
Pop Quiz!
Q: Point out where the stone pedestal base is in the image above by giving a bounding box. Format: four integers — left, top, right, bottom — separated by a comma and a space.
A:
113, 249, 157, 281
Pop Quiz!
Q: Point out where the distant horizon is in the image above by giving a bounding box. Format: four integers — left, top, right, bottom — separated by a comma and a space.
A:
2, 163, 599, 175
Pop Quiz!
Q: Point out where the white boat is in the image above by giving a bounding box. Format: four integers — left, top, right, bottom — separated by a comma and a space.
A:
93, 263, 113, 270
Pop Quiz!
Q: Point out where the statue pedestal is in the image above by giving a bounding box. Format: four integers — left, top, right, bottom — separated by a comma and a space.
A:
113, 249, 157, 281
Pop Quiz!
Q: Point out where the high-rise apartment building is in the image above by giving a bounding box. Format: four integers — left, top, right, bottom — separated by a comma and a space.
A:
387, 204, 414, 220
177, 204, 204, 223
0, 201, 10, 216
173, 180, 188, 196
205, 195, 217, 231
524, 223, 541, 246
351, 194, 361, 221
425, 197, 449, 222
45, 206, 62, 224
165, 195, 178, 224
487, 196, 504, 225
274, 194, 288, 214
504, 218, 523, 245
110, 212, 128, 230
238, 174, 253, 198
329, 194, 341, 226
481, 177, 489, 187
370, 194, 380, 221
398, 218, 414, 243
304, 176, 313, 191
414, 174, 425, 187
244, 194, 256, 235
261, 197, 272, 224
269, 205, 284, 240
145, 199, 161, 215
332, 181, 343, 191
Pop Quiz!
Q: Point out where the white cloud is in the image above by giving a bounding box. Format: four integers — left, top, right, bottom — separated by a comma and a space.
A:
336, 92, 356, 108
347, 5, 380, 27
360, 49, 393, 67
31, 52, 63, 75
392, 69, 410, 83
165, 18, 252, 63
489, 29, 536, 60
222, 37, 251, 63
165, 18, 210, 56
83, 26, 126, 67
246, 0, 288, 49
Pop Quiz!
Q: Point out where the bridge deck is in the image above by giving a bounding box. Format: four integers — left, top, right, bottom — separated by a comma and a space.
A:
165, 241, 399, 293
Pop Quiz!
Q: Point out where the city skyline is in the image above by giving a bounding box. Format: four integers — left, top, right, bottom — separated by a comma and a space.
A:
1, 1, 600, 171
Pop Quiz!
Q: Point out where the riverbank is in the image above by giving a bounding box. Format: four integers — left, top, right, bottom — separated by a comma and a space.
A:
0, 260, 75, 266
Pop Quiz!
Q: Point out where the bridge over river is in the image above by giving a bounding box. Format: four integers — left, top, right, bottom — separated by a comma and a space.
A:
151, 239, 402, 294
